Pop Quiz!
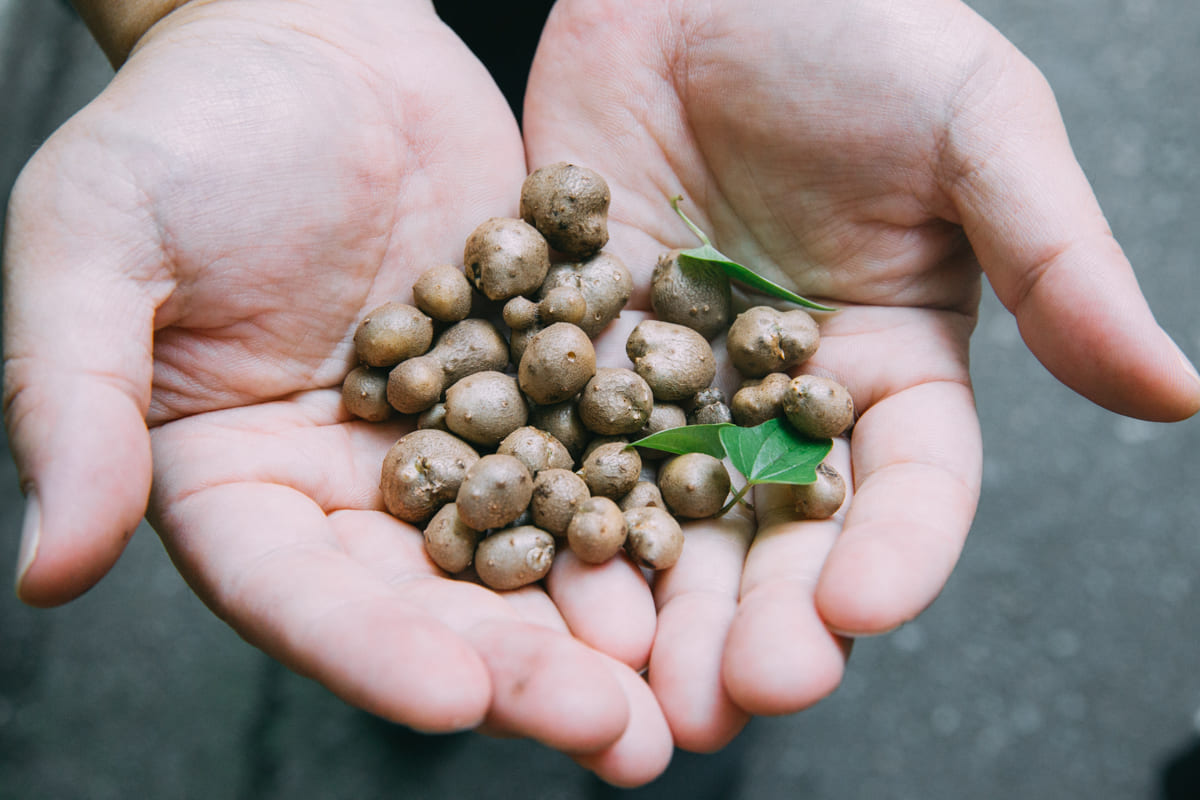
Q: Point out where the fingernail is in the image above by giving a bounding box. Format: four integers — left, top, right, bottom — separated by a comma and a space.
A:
15, 491, 41, 596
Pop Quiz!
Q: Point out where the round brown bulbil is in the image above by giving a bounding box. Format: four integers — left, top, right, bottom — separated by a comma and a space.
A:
623, 506, 684, 570
353, 302, 433, 368
498, 426, 574, 476
566, 496, 628, 564
423, 503, 483, 573
650, 248, 733, 340
687, 386, 733, 426
539, 252, 633, 338
625, 320, 717, 402
379, 429, 479, 523
578, 368, 655, 436
530, 468, 591, 537
412, 264, 474, 323
475, 525, 556, 591
727, 305, 821, 378
455, 454, 534, 531
527, 400, 592, 461
444, 371, 527, 448
782, 374, 855, 439
387, 318, 510, 415
618, 481, 667, 512
463, 217, 551, 301
577, 440, 642, 499
658, 453, 732, 519
730, 372, 791, 427
518, 322, 597, 406
520, 162, 611, 259
792, 462, 847, 520
342, 365, 391, 422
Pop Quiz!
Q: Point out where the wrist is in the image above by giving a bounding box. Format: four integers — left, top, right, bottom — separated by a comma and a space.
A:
70, 0, 196, 67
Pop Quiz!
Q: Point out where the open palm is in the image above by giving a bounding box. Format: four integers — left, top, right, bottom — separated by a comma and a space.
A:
4, 1, 669, 784
523, 0, 1200, 750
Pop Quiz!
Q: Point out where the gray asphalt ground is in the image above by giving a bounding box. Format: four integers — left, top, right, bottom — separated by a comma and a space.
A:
2, 2, 1199, 798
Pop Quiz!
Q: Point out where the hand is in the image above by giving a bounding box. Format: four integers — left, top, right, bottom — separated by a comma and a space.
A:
523, 0, 1200, 750
3, 1, 670, 784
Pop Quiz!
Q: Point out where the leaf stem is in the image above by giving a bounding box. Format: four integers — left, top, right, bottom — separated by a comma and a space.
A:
717, 483, 755, 517
669, 195, 713, 247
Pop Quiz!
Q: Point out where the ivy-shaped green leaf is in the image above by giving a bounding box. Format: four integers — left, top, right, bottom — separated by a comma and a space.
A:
630, 423, 731, 459
719, 417, 831, 487
671, 196, 836, 312
630, 417, 833, 515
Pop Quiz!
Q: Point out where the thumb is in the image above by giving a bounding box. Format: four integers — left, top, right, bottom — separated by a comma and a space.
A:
3, 134, 168, 607
943, 33, 1200, 422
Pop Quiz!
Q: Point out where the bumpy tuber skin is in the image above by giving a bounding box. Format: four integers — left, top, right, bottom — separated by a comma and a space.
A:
412, 264, 474, 323
658, 453, 732, 519
503, 286, 587, 331
423, 503, 483, 574
463, 217, 551, 301
577, 440, 642, 499
687, 386, 733, 426
731, 372, 792, 427
618, 481, 667, 512
455, 454, 534, 531
623, 506, 684, 570
342, 365, 392, 422
528, 399, 592, 460
726, 305, 821, 378
530, 468, 591, 537
353, 302, 434, 367
417, 402, 448, 431
782, 374, 855, 439
792, 462, 847, 520
539, 252, 633, 338
380, 430, 479, 523
518, 322, 597, 406
650, 249, 733, 340
567, 496, 628, 564
520, 162, 611, 258
578, 368, 655, 436
386, 318, 509, 414
625, 320, 717, 402
443, 371, 528, 447
498, 426, 574, 475
475, 525, 556, 591
633, 402, 688, 460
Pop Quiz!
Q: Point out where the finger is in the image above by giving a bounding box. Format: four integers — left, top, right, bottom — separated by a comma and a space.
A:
817, 381, 981, 635
722, 479, 852, 717
801, 306, 982, 635
941, 27, 1200, 421
334, 507, 633, 754
157, 482, 492, 732
546, 550, 657, 671
572, 653, 674, 788
3, 138, 168, 606
647, 510, 754, 752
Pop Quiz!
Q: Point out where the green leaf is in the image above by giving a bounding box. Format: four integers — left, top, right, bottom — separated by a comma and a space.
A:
630, 423, 732, 459
718, 417, 832, 486
671, 196, 837, 312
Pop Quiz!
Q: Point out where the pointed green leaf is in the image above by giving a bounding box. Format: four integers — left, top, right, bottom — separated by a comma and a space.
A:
718, 418, 832, 486
677, 249, 837, 312
629, 423, 732, 459
670, 195, 836, 312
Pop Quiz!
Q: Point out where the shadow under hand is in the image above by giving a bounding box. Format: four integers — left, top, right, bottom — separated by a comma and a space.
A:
1160, 736, 1200, 800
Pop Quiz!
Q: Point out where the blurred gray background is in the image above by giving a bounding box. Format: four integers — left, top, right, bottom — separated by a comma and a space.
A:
2, 1, 1198, 798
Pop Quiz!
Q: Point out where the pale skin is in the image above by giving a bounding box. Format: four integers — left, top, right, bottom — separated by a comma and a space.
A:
5, 0, 1199, 787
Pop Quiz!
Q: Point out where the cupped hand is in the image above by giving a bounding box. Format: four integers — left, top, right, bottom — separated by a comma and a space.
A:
3, 0, 669, 784
523, 0, 1200, 750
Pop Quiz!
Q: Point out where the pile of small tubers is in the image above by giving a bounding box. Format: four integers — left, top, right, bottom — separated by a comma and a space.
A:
342, 163, 854, 591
